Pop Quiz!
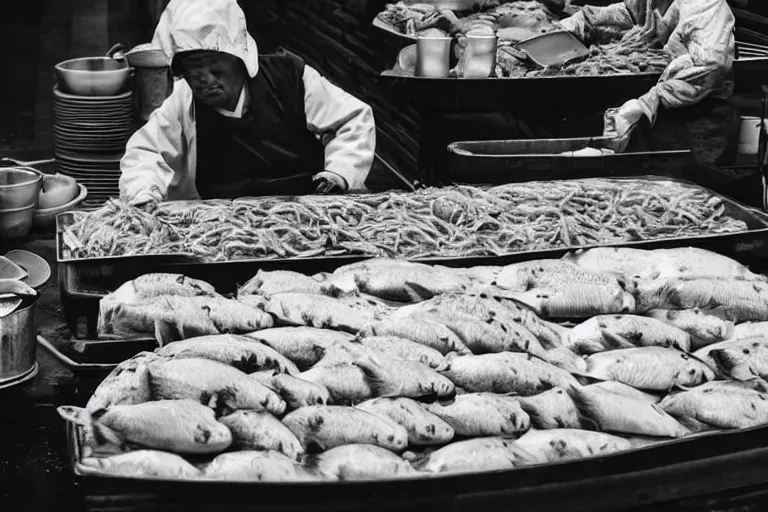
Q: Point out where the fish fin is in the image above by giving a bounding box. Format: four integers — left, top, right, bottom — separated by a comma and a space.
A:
56, 406, 91, 426
564, 385, 602, 431
569, 370, 605, 385
153, 319, 181, 348
600, 330, 636, 350
403, 282, 436, 302
353, 353, 397, 396
91, 422, 124, 447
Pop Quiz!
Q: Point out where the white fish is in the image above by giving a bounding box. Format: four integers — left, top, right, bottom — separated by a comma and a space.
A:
566, 315, 691, 354
411, 437, 537, 474
515, 428, 633, 463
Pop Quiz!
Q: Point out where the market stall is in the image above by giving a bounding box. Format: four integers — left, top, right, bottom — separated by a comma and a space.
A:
8, 2, 768, 511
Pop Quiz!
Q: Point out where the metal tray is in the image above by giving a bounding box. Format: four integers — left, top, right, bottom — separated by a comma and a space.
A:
64, 407, 768, 512
446, 138, 697, 182
54, 177, 768, 342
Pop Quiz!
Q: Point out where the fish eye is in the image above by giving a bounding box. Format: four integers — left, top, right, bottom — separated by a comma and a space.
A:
744, 349, 751, 355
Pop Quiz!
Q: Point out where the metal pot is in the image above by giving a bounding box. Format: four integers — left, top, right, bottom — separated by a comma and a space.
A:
0, 296, 38, 384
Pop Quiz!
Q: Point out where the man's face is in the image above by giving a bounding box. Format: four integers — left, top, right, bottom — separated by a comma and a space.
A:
178, 51, 245, 109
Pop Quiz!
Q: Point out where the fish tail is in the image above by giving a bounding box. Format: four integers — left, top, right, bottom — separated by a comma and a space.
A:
56, 406, 91, 426
353, 353, 397, 396
153, 319, 181, 348
564, 385, 602, 431
403, 282, 436, 302
600, 330, 636, 350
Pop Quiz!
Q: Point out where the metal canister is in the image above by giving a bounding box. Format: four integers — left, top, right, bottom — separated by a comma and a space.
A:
416, 36, 452, 78
0, 297, 37, 385
463, 33, 498, 79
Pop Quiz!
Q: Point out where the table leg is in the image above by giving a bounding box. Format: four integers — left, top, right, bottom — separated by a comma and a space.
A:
418, 111, 441, 187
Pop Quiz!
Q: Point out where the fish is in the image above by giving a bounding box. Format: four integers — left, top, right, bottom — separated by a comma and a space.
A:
155, 335, 299, 375
352, 336, 448, 371
446, 265, 502, 286
57, 400, 232, 455
325, 258, 473, 301
585, 381, 661, 404
645, 309, 734, 350
732, 322, 768, 340
580, 347, 715, 391
411, 437, 537, 474
271, 373, 331, 409
709, 340, 768, 381
496, 259, 629, 292
392, 293, 564, 350
85, 351, 163, 414
441, 353, 578, 395
659, 380, 768, 432
515, 429, 633, 464
246, 327, 354, 370
352, 353, 456, 400
358, 315, 470, 355
562, 247, 659, 280
566, 314, 691, 354
567, 384, 690, 438
335, 293, 396, 320
299, 363, 374, 404
635, 279, 768, 322
218, 410, 305, 460
510, 284, 636, 319
248, 370, 278, 390
78, 450, 201, 480
264, 293, 376, 333
99, 295, 275, 346
653, 248, 767, 282
282, 405, 409, 452
356, 397, 455, 446
693, 336, 768, 372
423, 393, 530, 437
147, 358, 286, 416
104, 273, 218, 305
202, 451, 329, 482
307, 444, 417, 480
517, 387, 582, 429
238, 269, 326, 297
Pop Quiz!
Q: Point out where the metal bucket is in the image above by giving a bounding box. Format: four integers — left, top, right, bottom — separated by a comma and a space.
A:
0, 296, 38, 386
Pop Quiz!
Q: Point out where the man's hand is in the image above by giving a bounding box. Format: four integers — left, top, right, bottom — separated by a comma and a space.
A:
135, 199, 159, 213
313, 171, 347, 194
604, 99, 645, 139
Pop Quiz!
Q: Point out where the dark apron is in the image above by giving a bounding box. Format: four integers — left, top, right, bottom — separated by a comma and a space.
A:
625, 95, 742, 189
194, 59, 326, 199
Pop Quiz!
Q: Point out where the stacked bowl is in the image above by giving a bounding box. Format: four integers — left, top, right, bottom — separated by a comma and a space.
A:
0, 166, 42, 239
53, 56, 135, 206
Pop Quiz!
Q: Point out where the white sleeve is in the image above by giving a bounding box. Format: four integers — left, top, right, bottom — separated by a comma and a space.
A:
638, 0, 735, 123
302, 65, 375, 192
119, 80, 193, 205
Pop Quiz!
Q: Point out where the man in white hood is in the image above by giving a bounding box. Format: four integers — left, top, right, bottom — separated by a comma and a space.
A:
119, 0, 376, 207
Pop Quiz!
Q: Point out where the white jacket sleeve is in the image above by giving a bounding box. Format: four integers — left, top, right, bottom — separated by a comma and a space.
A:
302, 65, 375, 192
119, 80, 193, 206
637, 0, 735, 124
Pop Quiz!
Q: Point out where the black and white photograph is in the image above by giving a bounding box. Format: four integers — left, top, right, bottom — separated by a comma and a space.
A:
3, 0, 768, 510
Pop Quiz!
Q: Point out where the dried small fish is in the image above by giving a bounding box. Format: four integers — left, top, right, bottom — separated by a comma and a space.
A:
238, 269, 326, 296
517, 387, 581, 429
78, 450, 201, 480
265, 293, 376, 333
411, 437, 537, 474
308, 444, 416, 480
202, 451, 328, 481
424, 393, 530, 437
247, 327, 354, 370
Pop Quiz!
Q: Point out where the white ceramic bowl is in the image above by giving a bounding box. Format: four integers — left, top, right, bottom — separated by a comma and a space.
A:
55, 57, 131, 97
34, 184, 88, 230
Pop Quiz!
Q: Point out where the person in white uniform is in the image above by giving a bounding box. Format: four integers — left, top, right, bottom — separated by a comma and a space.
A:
561, 0, 741, 188
119, 0, 376, 209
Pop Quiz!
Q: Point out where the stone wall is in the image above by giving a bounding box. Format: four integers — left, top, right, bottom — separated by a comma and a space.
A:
240, 0, 419, 190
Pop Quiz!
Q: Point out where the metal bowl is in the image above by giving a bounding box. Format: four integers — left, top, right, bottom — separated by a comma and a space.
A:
0, 204, 36, 239
55, 57, 131, 96
0, 168, 42, 210
34, 184, 88, 230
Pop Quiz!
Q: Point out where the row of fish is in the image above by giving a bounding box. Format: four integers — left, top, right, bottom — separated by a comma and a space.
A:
71, 246, 768, 481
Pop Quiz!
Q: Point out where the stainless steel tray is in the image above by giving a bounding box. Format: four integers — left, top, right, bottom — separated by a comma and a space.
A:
54, 177, 768, 339
64, 393, 768, 512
